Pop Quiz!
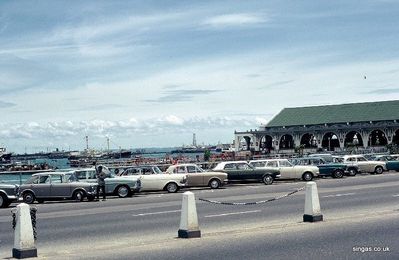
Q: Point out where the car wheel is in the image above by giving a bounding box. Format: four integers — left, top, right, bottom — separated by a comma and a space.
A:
73, 190, 85, 202
262, 175, 274, 185
116, 185, 130, 198
165, 182, 178, 193
347, 168, 357, 176
302, 172, 313, 181
23, 192, 36, 204
374, 166, 384, 174
209, 179, 221, 189
332, 169, 344, 178
0, 194, 10, 208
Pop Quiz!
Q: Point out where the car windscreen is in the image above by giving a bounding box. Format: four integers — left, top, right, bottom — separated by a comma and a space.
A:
25, 176, 39, 184
153, 166, 162, 174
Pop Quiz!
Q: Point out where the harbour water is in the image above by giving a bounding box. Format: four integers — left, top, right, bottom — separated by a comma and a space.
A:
0, 149, 212, 185
0, 174, 31, 185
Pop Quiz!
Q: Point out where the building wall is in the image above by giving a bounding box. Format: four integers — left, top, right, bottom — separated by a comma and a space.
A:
234, 121, 399, 153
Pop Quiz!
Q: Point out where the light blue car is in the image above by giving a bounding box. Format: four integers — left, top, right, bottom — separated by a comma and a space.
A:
67, 167, 141, 198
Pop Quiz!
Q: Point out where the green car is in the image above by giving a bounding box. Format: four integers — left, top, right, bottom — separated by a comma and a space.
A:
291, 157, 358, 178
213, 161, 280, 185
67, 167, 141, 198
373, 155, 399, 172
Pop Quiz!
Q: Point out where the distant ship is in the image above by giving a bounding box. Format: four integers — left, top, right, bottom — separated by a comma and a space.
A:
171, 146, 208, 154
0, 147, 12, 163
171, 133, 215, 154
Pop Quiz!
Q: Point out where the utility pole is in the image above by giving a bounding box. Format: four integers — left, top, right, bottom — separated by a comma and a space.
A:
85, 136, 89, 151
107, 137, 110, 151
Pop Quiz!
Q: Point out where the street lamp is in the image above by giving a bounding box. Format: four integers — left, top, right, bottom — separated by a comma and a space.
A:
330, 134, 338, 151
353, 134, 359, 150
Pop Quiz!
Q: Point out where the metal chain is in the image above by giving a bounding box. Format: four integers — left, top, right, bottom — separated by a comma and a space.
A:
11, 209, 16, 230
198, 186, 305, 206
10, 207, 37, 240
30, 207, 37, 240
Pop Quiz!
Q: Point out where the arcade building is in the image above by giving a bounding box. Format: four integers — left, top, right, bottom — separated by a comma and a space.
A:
234, 100, 399, 154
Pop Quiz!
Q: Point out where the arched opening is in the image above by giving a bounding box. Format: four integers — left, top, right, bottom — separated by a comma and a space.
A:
239, 136, 252, 151
322, 132, 340, 151
368, 129, 388, 146
344, 131, 363, 147
300, 133, 317, 148
279, 134, 294, 149
393, 129, 399, 145
259, 135, 273, 152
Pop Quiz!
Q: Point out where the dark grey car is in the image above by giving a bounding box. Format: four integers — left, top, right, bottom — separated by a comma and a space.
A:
19, 172, 97, 204
0, 184, 19, 208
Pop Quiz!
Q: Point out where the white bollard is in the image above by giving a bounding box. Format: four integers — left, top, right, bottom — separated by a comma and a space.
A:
12, 203, 37, 258
178, 191, 201, 238
303, 182, 323, 222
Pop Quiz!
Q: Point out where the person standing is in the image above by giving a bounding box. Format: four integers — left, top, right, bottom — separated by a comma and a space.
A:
96, 165, 107, 201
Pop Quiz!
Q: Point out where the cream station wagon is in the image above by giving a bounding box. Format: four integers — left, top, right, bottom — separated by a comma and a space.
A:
341, 155, 386, 174
249, 159, 319, 181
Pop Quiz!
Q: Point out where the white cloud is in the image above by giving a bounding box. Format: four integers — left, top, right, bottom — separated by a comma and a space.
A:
0, 116, 258, 142
164, 115, 184, 125
202, 13, 267, 28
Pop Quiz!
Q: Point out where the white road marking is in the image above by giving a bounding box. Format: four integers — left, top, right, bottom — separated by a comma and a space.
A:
323, 193, 356, 198
393, 194, 399, 197
153, 195, 165, 198
204, 210, 261, 218
132, 210, 181, 217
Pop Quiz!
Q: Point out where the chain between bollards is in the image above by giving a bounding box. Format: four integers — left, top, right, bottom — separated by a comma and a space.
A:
198, 186, 305, 206
30, 207, 37, 240
11, 209, 16, 230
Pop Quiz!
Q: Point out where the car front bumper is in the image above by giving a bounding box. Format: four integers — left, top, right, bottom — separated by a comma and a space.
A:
131, 187, 141, 193
7, 195, 18, 201
86, 191, 96, 196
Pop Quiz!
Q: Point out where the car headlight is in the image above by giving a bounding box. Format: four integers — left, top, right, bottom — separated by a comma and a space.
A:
15, 185, 20, 195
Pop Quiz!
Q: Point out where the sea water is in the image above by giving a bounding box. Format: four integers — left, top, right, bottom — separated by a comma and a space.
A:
0, 174, 31, 185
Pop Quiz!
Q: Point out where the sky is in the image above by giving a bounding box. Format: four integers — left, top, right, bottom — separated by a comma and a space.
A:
1, 0, 399, 153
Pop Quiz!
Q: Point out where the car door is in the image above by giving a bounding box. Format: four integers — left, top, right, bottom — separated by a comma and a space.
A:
141, 168, 164, 191
186, 165, 204, 186
74, 170, 90, 182
277, 160, 294, 179
34, 175, 52, 198
223, 163, 240, 180
356, 157, 369, 172
313, 158, 327, 175
50, 174, 71, 197
239, 163, 260, 180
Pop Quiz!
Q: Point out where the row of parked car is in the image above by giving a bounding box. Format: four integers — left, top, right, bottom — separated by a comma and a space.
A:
1, 154, 398, 208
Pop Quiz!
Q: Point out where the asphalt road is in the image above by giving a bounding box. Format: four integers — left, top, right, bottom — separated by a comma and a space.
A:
1, 172, 399, 259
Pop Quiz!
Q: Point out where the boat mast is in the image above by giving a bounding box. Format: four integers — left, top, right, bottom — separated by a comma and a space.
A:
193, 133, 197, 147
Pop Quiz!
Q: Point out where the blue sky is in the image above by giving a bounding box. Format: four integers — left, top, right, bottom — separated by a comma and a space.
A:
1, 0, 399, 153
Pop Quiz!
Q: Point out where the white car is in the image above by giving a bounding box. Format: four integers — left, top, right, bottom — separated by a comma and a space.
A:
118, 165, 188, 193
341, 155, 386, 174
249, 159, 319, 181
